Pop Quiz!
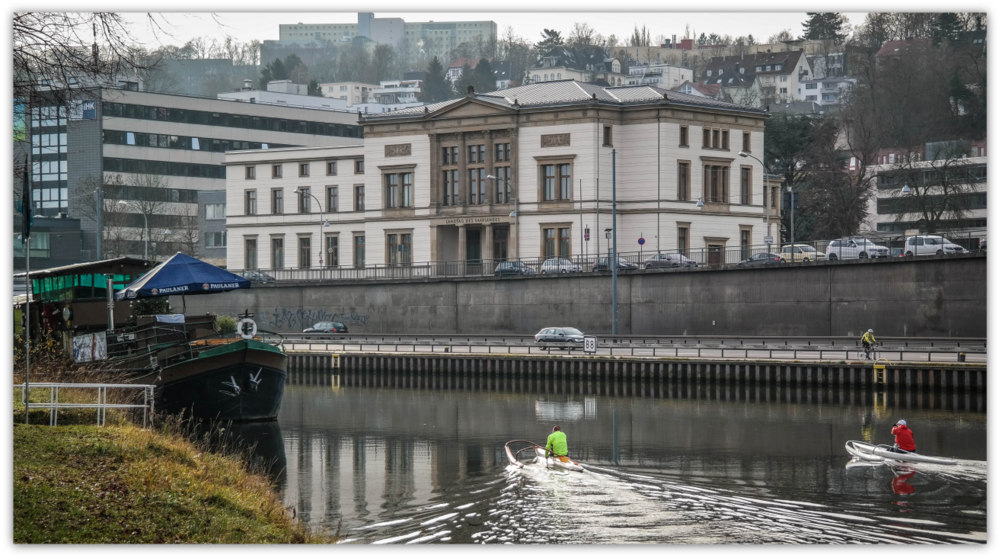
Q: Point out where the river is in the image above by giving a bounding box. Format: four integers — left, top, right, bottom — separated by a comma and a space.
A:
242, 380, 987, 545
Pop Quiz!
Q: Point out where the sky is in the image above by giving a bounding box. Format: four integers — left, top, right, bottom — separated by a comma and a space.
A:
96, 1, 895, 50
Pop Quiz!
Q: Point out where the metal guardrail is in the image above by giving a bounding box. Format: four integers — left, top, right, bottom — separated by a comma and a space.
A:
15, 383, 156, 427
282, 335, 986, 364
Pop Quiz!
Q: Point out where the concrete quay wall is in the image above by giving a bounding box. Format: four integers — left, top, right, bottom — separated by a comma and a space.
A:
196, 256, 986, 338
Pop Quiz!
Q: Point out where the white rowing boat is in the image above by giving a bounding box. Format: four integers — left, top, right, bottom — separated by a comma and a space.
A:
504, 440, 585, 472
845, 440, 957, 466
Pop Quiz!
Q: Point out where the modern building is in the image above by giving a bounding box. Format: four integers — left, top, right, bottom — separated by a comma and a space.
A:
278, 13, 497, 67
225, 80, 772, 275
626, 64, 693, 89
868, 152, 987, 238
17, 86, 363, 272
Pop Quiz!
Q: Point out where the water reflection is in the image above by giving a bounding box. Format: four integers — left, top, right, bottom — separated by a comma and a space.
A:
263, 384, 985, 544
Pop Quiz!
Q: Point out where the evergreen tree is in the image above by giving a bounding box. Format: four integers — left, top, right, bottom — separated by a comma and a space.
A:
802, 13, 848, 42
537, 29, 564, 57
471, 58, 496, 93
422, 57, 453, 103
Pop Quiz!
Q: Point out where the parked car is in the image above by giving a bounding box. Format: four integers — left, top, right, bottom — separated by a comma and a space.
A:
540, 257, 582, 274
303, 321, 348, 334
738, 252, 782, 267
979, 238, 987, 253
903, 235, 969, 257
825, 237, 890, 260
643, 253, 698, 269
779, 243, 825, 263
241, 270, 276, 284
534, 326, 585, 349
592, 256, 639, 272
890, 248, 906, 258
494, 261, 536, 277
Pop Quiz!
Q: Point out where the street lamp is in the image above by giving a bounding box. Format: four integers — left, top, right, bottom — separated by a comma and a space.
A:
487, 174, 518, 260
739, 150, 773, 251
295, 187, 326, 266
116, 200, 148, 261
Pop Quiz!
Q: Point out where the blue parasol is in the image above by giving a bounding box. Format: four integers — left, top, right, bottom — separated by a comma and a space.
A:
115, 252, 250, 301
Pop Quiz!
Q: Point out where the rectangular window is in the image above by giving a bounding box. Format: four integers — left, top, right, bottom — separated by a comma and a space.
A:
298, 187, 312, 213
326, 186, 338, 213
740, 166, 752, 205
401, 172, 413, 208
204, 231, 226, 248
272, 164, 282, 178
495, 142, 510, 162
541, 226, 572, 258
541, 163, 572, 201
677, 161, 690, 201
299, 162, 309, 177
703, 164, 730, 203
740, 228, 751, 260
679, 125, 689, 147
354, 185, 364, 211
468, 168, 485, 204
721, 130, 729, 150
468, 144, 485, 163
245, 166, 256, 180
324, 235, 338, 268
702, 128, 710, 148
270, 237, 284, 269
353, 234, 365, 268
298, 236, 311, 268
442, 146, 458, 165
742, 131, 751, 153
677, 225, 689, 257
244, 190, 257, 215
386, 233, 413, 266
326, 161, 337, 175
354, 160, 364, 174
603, 125, 612, 146
493, 166, 512, 203
244, 238, 258, 269
443, 169, 459, 206
385, 173, 399, 208
266, 189, 279, 215
205, 203, 225, 220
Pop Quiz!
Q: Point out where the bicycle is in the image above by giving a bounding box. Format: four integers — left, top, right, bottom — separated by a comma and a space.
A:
858, 342, 880, 361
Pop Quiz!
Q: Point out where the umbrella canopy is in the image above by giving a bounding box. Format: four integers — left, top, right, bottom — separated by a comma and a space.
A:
115, 252, 250, 301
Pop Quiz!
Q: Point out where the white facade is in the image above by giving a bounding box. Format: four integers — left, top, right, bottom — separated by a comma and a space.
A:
225, 81, 771, 273
626, 64, 694, 89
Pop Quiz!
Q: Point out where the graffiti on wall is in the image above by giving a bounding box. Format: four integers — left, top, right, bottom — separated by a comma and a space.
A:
263, 307, 371, 331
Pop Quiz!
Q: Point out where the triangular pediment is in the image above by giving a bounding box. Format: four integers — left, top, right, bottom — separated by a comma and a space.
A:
431, 97, 512, 119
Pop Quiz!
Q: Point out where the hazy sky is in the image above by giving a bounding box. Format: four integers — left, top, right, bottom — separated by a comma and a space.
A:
105, 1, 886, 49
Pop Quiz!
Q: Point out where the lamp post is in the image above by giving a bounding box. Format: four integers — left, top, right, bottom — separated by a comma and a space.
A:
739, 150, 773, 252
611, 148, 618, 335
487, 174, 518, 261
295, 187, 325, 266
116, 200, 148, 261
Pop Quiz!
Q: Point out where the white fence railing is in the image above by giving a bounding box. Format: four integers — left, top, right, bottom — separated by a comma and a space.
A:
15, 383, 156, 427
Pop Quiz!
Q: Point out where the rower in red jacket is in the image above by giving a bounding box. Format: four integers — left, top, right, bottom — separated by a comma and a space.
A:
890, 419, 916, 453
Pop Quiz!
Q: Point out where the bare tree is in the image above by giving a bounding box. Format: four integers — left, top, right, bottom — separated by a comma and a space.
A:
889, 145, 981, 234
13, 12, 153, 101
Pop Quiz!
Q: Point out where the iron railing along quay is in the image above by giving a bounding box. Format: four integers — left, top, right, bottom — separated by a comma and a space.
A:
233, 228, 987, 284
281, 334, 986, 364
15, 383, 156, 427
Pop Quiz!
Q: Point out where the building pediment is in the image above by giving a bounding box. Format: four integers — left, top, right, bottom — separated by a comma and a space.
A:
430, 97, 513, 119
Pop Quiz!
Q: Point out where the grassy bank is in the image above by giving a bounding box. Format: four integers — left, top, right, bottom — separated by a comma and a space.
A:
13, 422, 328, 543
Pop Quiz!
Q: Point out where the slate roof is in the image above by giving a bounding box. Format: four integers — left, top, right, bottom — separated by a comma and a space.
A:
360, 79, 767, 122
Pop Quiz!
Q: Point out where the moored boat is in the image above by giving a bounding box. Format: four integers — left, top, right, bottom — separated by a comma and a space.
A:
108, 313, 287, 422
844, 440, 957, 466
107, 252, 287, 422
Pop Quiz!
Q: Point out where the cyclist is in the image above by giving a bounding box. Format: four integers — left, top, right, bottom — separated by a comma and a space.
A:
861, 329, 877, 360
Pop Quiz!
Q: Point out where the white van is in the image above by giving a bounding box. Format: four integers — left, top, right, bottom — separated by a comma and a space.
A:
904, 235, 968, 256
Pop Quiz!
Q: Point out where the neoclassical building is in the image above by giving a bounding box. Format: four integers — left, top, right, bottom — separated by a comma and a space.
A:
225, 80, 775, 275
